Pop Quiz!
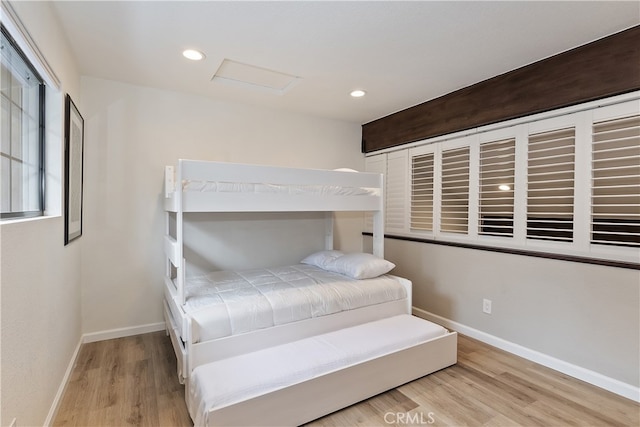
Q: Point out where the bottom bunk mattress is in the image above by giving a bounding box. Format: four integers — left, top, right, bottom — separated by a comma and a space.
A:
187, 314, 453, 427
178, 264, 407, 342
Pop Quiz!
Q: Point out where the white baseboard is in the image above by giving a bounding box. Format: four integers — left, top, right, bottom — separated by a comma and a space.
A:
413, 307, 640, 403
44, 338, 82, 426
82, 322, 166, 343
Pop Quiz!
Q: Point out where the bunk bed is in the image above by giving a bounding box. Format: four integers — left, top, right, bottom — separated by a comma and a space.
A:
163, 159, 457, 426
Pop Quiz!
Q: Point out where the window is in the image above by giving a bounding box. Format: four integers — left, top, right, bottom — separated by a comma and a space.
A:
385, 150, 408, 232
440, 146, 469, 234
478, 138, 515, 237
1, 25, 45, 219
364, 154, 385, 233
367, 93, 640, 265
410, 152, 434, 232
591, 114, 640, 247
364, 152, 408, 233
526, 127, 575, 242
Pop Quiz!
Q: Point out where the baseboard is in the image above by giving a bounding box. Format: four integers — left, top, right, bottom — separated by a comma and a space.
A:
413, 307, 640, 403
44, 338, 82, 426
82, 322, 166, 343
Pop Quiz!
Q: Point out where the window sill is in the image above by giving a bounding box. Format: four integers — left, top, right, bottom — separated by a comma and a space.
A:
0, 214, 61, 226
363, 232, 640, 270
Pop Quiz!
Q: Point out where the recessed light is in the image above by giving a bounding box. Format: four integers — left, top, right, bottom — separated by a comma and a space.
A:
183, 49, 205, 61
498, 184, 511, 191
350, 89, 366, 98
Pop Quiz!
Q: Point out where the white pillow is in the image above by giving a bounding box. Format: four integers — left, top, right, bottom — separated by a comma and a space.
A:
300, 250, 344, 269
324, 252, 395, 279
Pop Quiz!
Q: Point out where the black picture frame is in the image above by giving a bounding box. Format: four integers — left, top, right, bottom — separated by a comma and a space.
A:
64, 94, 84, 245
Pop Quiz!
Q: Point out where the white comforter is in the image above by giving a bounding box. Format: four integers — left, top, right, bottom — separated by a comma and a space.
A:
183, 264, 406, 342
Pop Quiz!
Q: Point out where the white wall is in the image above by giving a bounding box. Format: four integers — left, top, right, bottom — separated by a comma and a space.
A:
373, 237, 640, 393
80, 77, 364, 335
0, 1, 81, 426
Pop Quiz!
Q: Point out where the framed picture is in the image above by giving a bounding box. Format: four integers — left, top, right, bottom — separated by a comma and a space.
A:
64, 94, 84, 245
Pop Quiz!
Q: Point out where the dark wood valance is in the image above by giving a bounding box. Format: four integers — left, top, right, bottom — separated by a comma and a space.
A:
362, 26, 640, 153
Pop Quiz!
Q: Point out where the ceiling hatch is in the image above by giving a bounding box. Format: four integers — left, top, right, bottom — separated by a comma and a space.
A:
212, 59, 301, 95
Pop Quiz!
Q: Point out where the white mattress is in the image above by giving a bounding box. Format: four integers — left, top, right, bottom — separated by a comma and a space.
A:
182, 264, 406, 343
182, 180, 380, 197
188, 314, 448, 426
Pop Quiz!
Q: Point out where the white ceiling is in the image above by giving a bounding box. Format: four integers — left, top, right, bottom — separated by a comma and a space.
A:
51, 1, 640, 124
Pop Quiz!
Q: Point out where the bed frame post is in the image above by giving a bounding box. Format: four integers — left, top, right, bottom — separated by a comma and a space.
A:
165, 165, 175, 198
164, 166, 174, 279
324, 212, 334, 251
372, 211, 384, 258
176, 160, 185, 305
372, 171, 385, 258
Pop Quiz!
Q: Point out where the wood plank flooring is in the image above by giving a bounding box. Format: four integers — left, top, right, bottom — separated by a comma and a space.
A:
53, 331, 191, 426
53, 331, 639, 426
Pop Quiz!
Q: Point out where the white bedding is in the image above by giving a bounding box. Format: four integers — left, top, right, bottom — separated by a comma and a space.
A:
188, 314, 448, 426
182, 180, 380, 196
182, 264, 406, 343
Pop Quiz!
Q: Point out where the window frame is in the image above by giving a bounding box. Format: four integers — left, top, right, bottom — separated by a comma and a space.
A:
1, 24, 45, 219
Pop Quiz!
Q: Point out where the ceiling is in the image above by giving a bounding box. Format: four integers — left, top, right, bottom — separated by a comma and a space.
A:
51, 1, 639, 124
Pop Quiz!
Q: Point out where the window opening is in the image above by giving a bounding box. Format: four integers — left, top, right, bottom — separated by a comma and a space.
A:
1, 24, 45, 219
411, 152, 434, 232
591, 114, 640, 247
479, 138, 515, 237
441, 146, 470, 234
527, 128, 575, 242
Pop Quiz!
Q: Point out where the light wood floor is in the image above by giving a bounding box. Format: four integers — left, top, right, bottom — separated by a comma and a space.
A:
53, 331, 639, 427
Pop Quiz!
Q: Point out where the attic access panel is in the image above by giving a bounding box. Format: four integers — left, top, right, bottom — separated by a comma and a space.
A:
212, 59, 301, 95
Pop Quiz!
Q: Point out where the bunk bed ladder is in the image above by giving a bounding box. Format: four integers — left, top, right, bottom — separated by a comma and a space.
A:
175, 161, 186, 305
164, 164, 186, 306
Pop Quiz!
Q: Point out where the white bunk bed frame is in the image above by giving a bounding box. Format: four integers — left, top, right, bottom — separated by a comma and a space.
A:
163, 159, 457, 425
163, 160, 396, 379
164, 159, 386, 305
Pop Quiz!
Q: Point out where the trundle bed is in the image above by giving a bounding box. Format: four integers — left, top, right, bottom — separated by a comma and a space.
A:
163, 160, 457, 426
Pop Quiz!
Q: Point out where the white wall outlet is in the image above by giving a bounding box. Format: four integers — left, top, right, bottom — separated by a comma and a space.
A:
483, 298, 492, 314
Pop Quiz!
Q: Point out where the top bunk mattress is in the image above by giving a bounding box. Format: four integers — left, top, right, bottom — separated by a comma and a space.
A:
179, 264, 407, 343
165, 161, 384, 212
182, 180, 380, 197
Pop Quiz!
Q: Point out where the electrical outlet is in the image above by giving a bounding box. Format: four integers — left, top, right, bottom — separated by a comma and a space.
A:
483, 298, 492, 314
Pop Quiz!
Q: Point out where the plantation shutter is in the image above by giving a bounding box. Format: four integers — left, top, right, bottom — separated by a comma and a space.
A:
410, 152, 435, 231
527, 127, 575, 242
591, 114, 640, 247
364, 154, 385, 233
385, 150, 407, 233
441, 146, 470, 234
479, 138, 516, 237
